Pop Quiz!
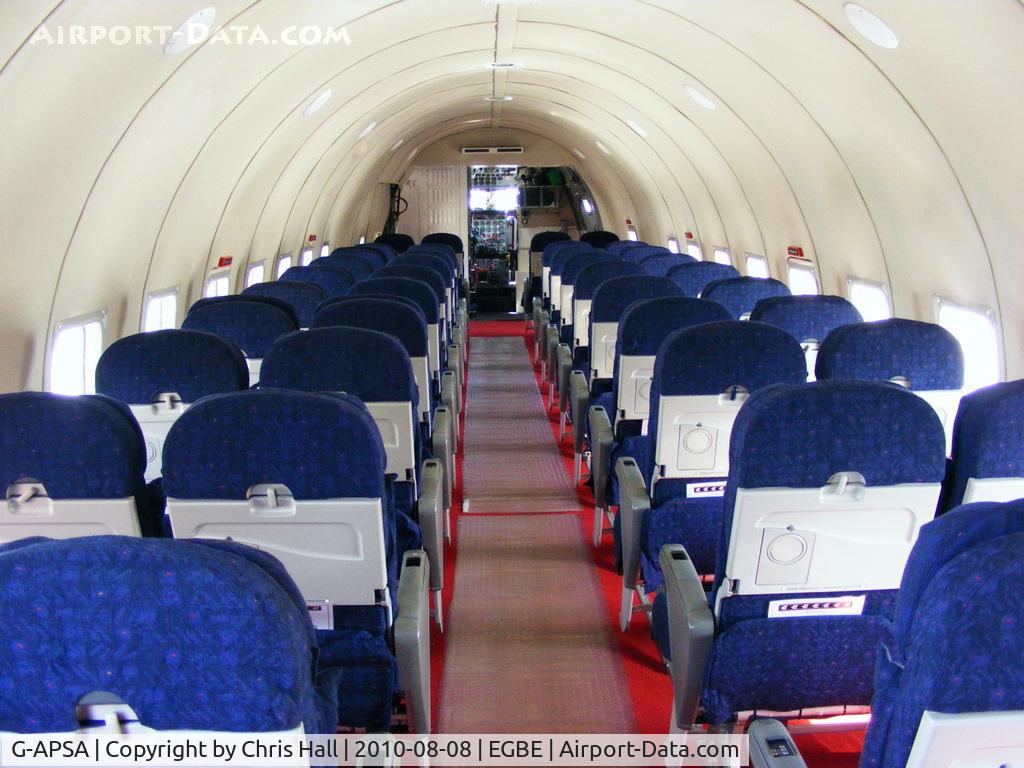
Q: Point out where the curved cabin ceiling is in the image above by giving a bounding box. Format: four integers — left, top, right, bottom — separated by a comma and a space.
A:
0, 0, 1021, 391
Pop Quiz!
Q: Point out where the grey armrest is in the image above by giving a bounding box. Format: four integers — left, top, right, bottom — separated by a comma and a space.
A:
395, 549, 431, 733
660, 544, 714, 732
556, 345, 573, 415
545, 324, 560, 386
617, 456, 651, 630
535, 310, 549, 360
446, 347, 463, 413
532, 297, 543, 331
748, 719, 808, 767
441, 371, 458, 448
453, 322, 467, 365
589, 405, 614, 512
417, 459, 444, 595
569, 371, 591, 457
432, 406, 454, 514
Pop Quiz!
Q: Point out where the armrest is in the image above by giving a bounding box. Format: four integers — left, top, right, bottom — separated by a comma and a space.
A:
441, 371, 459, 445
446, 348, 463, 412
617, 457, 651, 629
395, 549, 431, 734
569, 371, 591, 455
660, 544, 714, 732
588, 405, 614, 511
417, 459, 444, 593
532, 297, 543, 330
556, 345, 573, 413
748, 719, 808, 767
545, 325, 560, 384
432, 406, 454, 512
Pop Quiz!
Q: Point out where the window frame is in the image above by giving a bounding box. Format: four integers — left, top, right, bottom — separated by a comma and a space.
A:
141, 287, 179, 332
246, 260, 266, 288
204, 268, 231, 298
745, 252, 770, 278
626, 225, 640, 242
301, 247, 315, 267
276, 252, 294, 279
48, 309, 106, 395
319, 242, 330, 259
712, 246, 732, 266
934, 295, 1003, 390
787, 259, 820, 295
666, 237, 680, 254
847, 276, 893, 321
686, 239, 703, 260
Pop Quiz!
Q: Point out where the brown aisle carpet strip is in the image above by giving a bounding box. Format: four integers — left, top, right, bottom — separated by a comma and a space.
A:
461, 336, 582, 514
438, 335, 635, 733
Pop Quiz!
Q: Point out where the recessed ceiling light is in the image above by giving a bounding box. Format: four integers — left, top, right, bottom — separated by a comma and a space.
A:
484, 95, 514, 102
627, 119, 648, 138
164, 7, 216, 55
358, 121, 377, 139
572, 148, 586, 160
685, 85, 717, 110
390, 139, 404, 152
488, 62, 521, 69
595, 140, 611, 156
304, 89, 332, 116
845, 3, 898, 49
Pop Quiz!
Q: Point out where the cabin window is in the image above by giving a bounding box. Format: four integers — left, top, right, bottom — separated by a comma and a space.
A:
359, 236, 366, 245
142, 289, 178, 332
204, 270, 230, 298
301, 247, 314, 266
848, 277, 892, 322
687, 240, 702, 260
788, 261, 820, 295
581, 198, 595, 215
276, 252, 293, 278
246, 261, 266, 287
320, 243, 330, 258
667, 237, 680, 254
50, 314, 104, 396
937, 298, 1000, 393
745, 253, 770, 278
626, 225, 639, 242
713, 247, 732, 266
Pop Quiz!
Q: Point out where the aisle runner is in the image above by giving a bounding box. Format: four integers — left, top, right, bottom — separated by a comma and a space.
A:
461, 336, 582, 514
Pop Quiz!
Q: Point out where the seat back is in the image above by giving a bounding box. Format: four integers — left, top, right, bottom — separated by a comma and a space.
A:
316, 252, 375, 280
422, 232, 463, 253
375, 264, 450, 343
408, 243, 459, 275
647, 321, 806, 490
547, 242, 593, 305
606, 240, 647, 256
559, 252, 619, 327
393, 252, 457, 325
312, 297, 433, 426
362, 242, 395, 264
280, 264, 353, 298
640, 254, 695, 277
621, 245, 670, 264
861, 500, 1024, 768
182, 296, 299, 385
749, 295, 863, 379
666, 261, 740, 297
580, 230, 619, 249
700, 380, 946, 723
816, 318, 965, 454
613, 298, 733, 428
351, 277, 441, 380
375, 233, 415, 254
942, 379, 1024, 509
96, 330, 249, 481
702, 276, 791, 319
571, 262, 646, 349
530, 231, 570, 254
262, 328, 419, 489
0, 535, 326, 733
164, 389, 392, 618
242, 281, 327, 327
0, 392, 148, 541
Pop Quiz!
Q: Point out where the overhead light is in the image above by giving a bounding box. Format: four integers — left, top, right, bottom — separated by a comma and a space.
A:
484, 95, 514, 102
572, 148, 586, 160
845, 3, 898, 48
685, 85, 717, 110
390, 139, 404, 152
581, 198, 594, 215
164, 7, 216, 55
357, 121, 377, 139
304, 89, 332, 116
488, 62, 521, 69
627, 119, 648, 138
595, 140, 611, 156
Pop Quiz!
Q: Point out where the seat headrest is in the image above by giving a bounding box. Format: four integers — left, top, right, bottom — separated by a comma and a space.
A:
280, 265, 353, 298
575, 261, 647, 301
312, 297, 428, 357
316, 253, 375, 280
374, 265, 446, 304
361, 242, 396, 263
262, 327, 417, 406
605, 240, 648, 255
96, 329, 249, 404
617, 296, 731, 356
816, 318, 964, 390
562, 252, 620, 285
422, 232, 464, 253
374, 233, 415, 253
749, 294, 863, 344
0, 535, 324, 733
350, 277, 439, 323
182, 296, 299, 358
0, 392, 146, 498
639, 254, 696, 277
530, 231, 570, 253
666, 261, 741, 297
702, 276, 792, 319
622, 245, 671, 264
580, 230, 620, 249
590, 275, 682, 323
393, 252, 456, 281
162, 389, 385, 500
242, 281, 328, 327
541, 239, 587, 267
408, 243, 458, 271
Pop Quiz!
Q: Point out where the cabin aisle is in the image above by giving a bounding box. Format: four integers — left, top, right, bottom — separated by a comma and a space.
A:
437, 328, 636, 732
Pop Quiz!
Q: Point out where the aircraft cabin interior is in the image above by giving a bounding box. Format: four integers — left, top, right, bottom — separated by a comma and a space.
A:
1, 2, 1023, 767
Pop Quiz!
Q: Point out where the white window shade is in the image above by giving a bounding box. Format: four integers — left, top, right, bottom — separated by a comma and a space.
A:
746, 253, 769, 278
788, 262, 820, 295
276, 253, 293, 278
848, 278, 892, 322
713, 247, 732, 266
246, 262, 266, 287
937, 298, 1000, 393
143, 291, 178, 332
51, 316, 103, 396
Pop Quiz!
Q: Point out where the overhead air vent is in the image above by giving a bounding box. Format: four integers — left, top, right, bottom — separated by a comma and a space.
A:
461, 146, 525, 155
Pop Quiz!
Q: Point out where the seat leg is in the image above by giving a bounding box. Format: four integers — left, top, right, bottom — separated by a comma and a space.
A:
592, 505, 604, 547
620, 586, 636, 631
433, 590, 444, 633
573, 452, 582, 483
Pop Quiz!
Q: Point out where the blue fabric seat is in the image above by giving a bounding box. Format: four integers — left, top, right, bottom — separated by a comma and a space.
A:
374, 264, 448, 324
530, 231, 570, 254
639, 254, 695, 277
280, 264, 354, 297
243, 280, 328, 326
557, 252, 621, 344
0, 535, 336, 733
547, 243, 597, 319
859, 499, 1024, 767
701, 276, 791, 319
621, 245, 670, 264
375, 233, 415, 254
317, 252, 375, 280
617, 321, 806, 596
361, 242, 396, 265
162, 388, 400, 731
0, 392, 159, 538
941, 378, 1024, 511
654, 380, 946, 727
580, 230, 620, 248
606, 240, 647, 256
749, 294, 863, 343
571, 261, 647, 356
422, 232, 464, 255
331, 245, 389, 269
182, 296, 298, 359
666, 261, 740, 297
406, 244, 459, 277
